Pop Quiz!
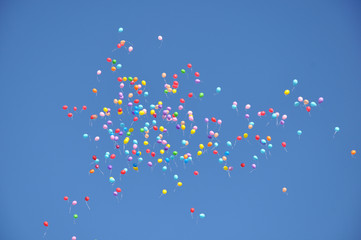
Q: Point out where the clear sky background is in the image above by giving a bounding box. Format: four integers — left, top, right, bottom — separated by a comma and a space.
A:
1, 0, 361, 239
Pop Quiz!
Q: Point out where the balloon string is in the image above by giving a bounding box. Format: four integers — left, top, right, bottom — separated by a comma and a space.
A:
86, 202, 90, 210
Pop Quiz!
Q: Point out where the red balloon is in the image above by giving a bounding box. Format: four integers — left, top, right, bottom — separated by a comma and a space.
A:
180, 98, 185, 103
261, 111, 266, 116
117, 43, 121, 48
133, 117, 138, 122
106, 58, 112, 62
213, 150, 218, 155
237, 136, 242, 140
92, 155, 97, 160
67, 113, 73, 118
151, 152, 156, 157
115, 128, 120, 133
64, 196, 68, 201
82, 106, 87, 110
187, 64, 192, 68
173, 74, 178, 79
306, 106, 311, 112
85, 196, 90, 201
116, 145, 120, 149
62, 105, 68, 110
121, 170, 126, 175
43, 221, 48, 227
153, 126, 158, 131
134, 99, 140, 104
269, 108, 274, 113
190, 208, 195, 213
211, 117, 216, 122
255, 135, 260, 140
117, 77, 122, 82
116, 188, 122, 192
193, 171, 199, 176
110, 154, 116, 159
281, 142, 287, 147
195, 72, 200, 77
146, 149, 151, 153
95, 164, 99, 169
188, 92, 193, 98
73, 107, 77, 111
240, 163, 245, 167
173, 81, 179, 85
132, 149, 136, 155
130, 81, 135, 85
137, 90, 143, 95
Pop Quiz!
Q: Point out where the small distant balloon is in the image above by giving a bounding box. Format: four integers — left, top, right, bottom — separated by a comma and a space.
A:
158, 35, 163, 41
118, 27, 123, 32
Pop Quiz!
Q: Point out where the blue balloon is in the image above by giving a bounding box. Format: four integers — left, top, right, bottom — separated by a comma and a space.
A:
218, 158, 223, 163
199, 213, 206, 219
268, 144, 273, 149
165, 158, 170, 163
144, 92, 149, 97
260, 139, 266, 145
232, 104, 237, 110
109, 177, 115, 184
224, 151, 230, 156
133, 140, 138, 144
294, 102, 300, 107
293, 79, 298, 86
216, 87, 221, 93
116, 64, 122, 69
226, 141, 232, 147
145, 122, 150, 127
152, 120, 157, 125
253, 155, 258, 160
162, 166, 167, 171
118, 27, 123, 32
297, 130, 302, 136
174, 174, 179, 180
95, 159, 100, 164
310, 102, 317, 107
334, 127, 340, 132
138, 157, 143, 162
260, 149, 266, 154
83, 134, 89, 138
124, 150, 130, 155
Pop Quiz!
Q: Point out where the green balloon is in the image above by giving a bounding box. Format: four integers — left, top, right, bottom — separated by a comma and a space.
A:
127, 132, 131, 136
128, 77, 133, 81
173, 151, 178, 156
140, 128, 144, 132
174, 112, 178, 117
199, 92, 204, 98
164, 89, 168, 94
73, 214, 78, 219
112, 59, 116, 64
181, 69, 185, 73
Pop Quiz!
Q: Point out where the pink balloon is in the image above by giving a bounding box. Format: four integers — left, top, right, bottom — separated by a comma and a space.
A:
99, 112, 105, 117
158, 35, 163, 41
72, 237, 76, 240
298, 96, 303, 102
257, 112, 261, 116
189, 116, 194, 121
233, 101, 237, 106
193, 126, 198, 130
120, 83, 124, 88
217, 120, 222, 124
97, 70, 101, 75
210, 131, 214, 136
245, 104, 251, 110
72, 201, 77, 206
178, 105, 183, 110
110, 135, 114, 140
128, 46, 133, 52
282, 114, 287, 120
95, 136, 100, 141
103, 124, 108, 129
187, 111, 193, 115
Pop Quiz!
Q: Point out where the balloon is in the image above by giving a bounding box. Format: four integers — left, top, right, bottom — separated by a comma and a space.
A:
174, 174, 178, 180
128, 46, 133, 52
199, 213, 206, 219
67, 113, 73, 118
194, 171, 199, 175
351, 150, 356, 155
43, 221, 48, 227
63, 105, 68, 110
109, 177, 115, 183
73, 214, 78, 219
245, 104, 251, 110
298, 96, 303, 102
293, 79, 298, 86
297, 130, 302, 136
97, 70, 101, 75
162, 189, 167, 195
72, 201, 77, 206
92, 88, 97, 93
64, 196, 68, 201
294, 101, 300, 107
177, 182, 183, 187
85, 196, 89, 201
281, 142, 286, 147
282, 187, 287, 193
118, 27, 123, 32
195, 72, 200, 77
158, 35, 163, 41
216, 87, 221, 93
306, 106, 311, 112
190, 208, 195, 213
334, 127, 340, 132
318, 97, 324, 104
72, 236, 76, 240
251, 164, 256, 169
284, 89, 290, 95
240, 163, 245, 167
116, 188, 121, 192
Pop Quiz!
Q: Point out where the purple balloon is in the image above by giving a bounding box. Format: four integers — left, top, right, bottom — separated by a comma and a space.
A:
208, 135, 212, 139
119, 131, 123, 136
113, 192, 118, 196
108, 165, 113, 170
245, 114, 250, 119
204, 118, 209, 123
176, 124, 181, 129
195, 79, 200, 83
128, 102, 133, 107
252, 164, 256, 169
127, 156, 133, 161
280, 120, 285, 125
318, 97, 324, 104
147, 162, 153, 167
164, 146, 169, 150
107, 120, 112, 125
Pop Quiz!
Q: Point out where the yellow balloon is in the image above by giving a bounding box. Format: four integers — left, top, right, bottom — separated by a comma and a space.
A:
243, 133, 248, 138
284, 89, 290, 95
177, 182, 183, 187
159, 126, 164, 132
103, 107, 108, 113
166, 144, 170, 148
162, 189, 167, 195
197, 151, 202, 156
141, 80, 146, 86
139, 110, 144, 116
118, 111, 123, 115
190, 129, 196, 134
172, 89, 177, 94
123, 77, 127, 81
144, 141, 149, 146
158, 158, 163, 163
158, 101, 163, 105
133, 166, 138, 171
150, 110, 155, 115
223, 166, 228, 171
124, 137, 129, 144
129, 128, 134, 133
199, 144, 204, 149
118, 100, 122, 105
181, 125, 186, 130
160, 149, 164, 154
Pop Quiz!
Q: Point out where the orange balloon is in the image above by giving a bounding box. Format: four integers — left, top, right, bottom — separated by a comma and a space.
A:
128, 93, 133, 98
162, 73, 166, 78
214, 132, 219, 138
351, 150, 356, 155
282, 187, 287, 193
266, 136, 271, 141
120, 40, 125, 46
89, 169, 95, 174
92, 88, 97, 93
207, 142, 213, 147
304, 99, 309, 105
111, 66, 116, 71
133, 77, 138, 82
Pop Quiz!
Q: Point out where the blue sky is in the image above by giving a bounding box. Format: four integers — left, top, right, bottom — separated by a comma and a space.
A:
1, 0, 361, 239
